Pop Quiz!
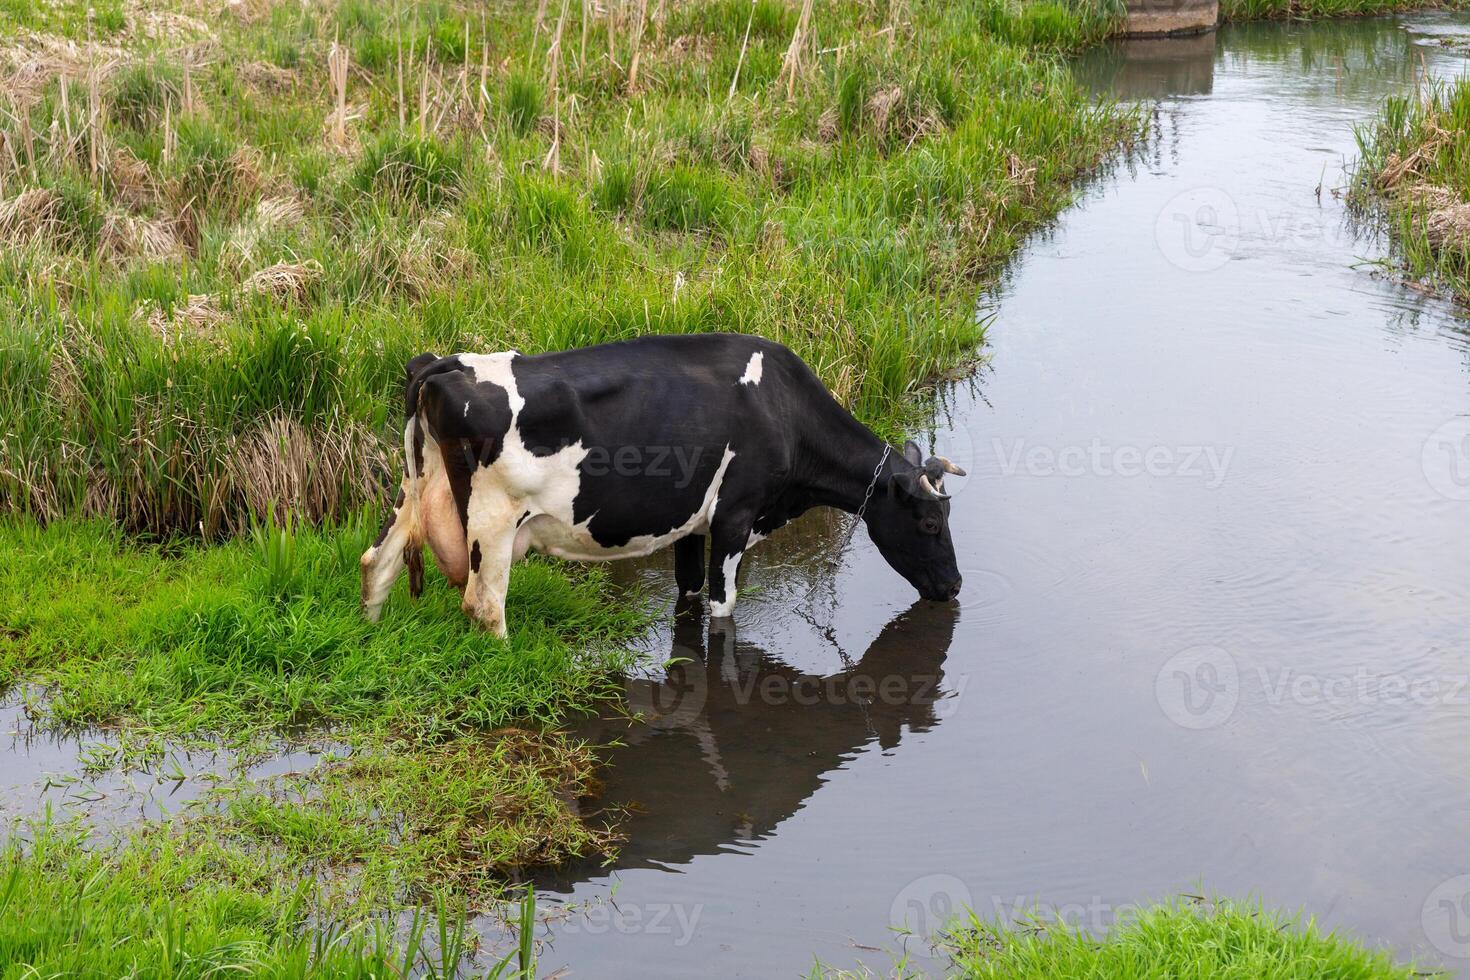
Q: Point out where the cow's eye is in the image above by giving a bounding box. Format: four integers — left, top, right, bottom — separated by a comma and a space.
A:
920, 516, 940, 535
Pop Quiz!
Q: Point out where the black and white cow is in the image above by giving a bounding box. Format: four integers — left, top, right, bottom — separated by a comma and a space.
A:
360, 333, 964, 636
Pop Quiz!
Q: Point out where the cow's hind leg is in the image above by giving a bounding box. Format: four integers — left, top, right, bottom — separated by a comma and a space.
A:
460, 479, 520, 639
360, 484, 420, 621
675, 534, 705, 598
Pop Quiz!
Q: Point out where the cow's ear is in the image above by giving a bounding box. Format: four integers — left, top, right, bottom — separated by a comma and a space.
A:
893, 466, 948, 502
405, 352, 439, 387
891, 468, 921, 500
403, 353, 440, 417
902, 440, 923, 466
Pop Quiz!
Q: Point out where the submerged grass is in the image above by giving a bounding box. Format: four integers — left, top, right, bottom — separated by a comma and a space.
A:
817, 899, 1424, 978
1353, 77, 1470, 301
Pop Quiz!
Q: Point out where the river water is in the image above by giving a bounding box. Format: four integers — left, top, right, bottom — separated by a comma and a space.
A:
530, 13, 1470, 978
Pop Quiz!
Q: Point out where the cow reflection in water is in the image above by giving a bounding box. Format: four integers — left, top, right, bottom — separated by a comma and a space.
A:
562, 600, 959, 873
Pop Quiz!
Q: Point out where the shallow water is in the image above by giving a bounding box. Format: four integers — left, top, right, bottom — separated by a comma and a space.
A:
527, 14, 1470, 977
0, 694, 342, 834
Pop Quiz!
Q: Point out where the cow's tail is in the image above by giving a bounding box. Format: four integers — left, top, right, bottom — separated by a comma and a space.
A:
403, 413, 423, 535
401, 412, 428, 599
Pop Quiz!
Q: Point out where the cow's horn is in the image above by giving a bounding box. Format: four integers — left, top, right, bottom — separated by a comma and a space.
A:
918, 474, 950, 500
936, 456, 967, 477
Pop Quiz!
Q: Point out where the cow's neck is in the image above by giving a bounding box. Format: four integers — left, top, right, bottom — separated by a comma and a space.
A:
797, 402, 895, 514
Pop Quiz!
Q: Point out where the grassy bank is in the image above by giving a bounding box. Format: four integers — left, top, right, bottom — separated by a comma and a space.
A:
1220, 0, 1468, 20
0, 822, 539, 978
0, 516, 642, 954
1354, 78, 1470, 300
819, 899, 1424, 978
0, 0, 1132, 537
0, 518, 642, 742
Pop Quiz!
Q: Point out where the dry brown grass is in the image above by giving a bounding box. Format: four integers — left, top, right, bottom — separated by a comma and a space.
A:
325, 41, 353, 149
1365, 108, 1470, 253
222, 413, 390, 531
1373, 110, 1451, 193
0, 187, 65, 244
221, 195, 307, 270
225, 0, 281, 24
817, 83, 942, 146
143, 292, 226, 344
0, 32, 129, 99
346, 214, 474, 300
104, 145, 158, 208
238, 59, 297, 93
99, 211, 180, 257
1424, 203, 1470, 249
123, 0, 217, 43
666, 32, 714, 63
242, 259, 323, 303
1, 401, 389, 536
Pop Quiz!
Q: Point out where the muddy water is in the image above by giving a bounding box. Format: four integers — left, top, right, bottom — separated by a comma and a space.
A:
529, 14, 1470, 978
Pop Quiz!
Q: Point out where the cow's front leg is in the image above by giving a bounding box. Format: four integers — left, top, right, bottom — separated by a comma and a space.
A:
460, 483, 520, 638
675, 534, 705, 598
360, 484, 419, 621
706, 514, 755, 619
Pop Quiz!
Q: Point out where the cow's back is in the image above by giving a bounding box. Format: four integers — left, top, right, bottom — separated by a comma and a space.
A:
508, 334, 801, 548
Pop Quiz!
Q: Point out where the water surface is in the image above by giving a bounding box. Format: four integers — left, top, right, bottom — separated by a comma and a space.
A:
530, 14, 1470, 977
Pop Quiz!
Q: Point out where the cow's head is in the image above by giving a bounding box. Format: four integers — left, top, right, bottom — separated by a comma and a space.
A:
863, 441, 964, 602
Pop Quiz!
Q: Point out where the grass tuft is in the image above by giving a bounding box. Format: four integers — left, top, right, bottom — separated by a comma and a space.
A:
504, 73, 544, 137
353, 131, 466, 208
937, 898, 1423, 979
1354, 77, 1470, 300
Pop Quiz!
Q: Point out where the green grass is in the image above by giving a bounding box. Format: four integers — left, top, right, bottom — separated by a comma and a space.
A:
0, 0, 1135, 537
1221, 0, 1468, 19
0, 518, 644, 742
0, 515, 637, 964
1353, 78, 1470, 300
817, 899, 1425, 978
0, 822, 540, 978
0, 512, 596, 968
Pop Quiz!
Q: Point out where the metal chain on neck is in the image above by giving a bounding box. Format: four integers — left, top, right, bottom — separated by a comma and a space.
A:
795, 444, 891, 614
836, 444, 891, 556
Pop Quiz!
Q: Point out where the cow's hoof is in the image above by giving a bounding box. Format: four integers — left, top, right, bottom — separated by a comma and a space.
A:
463, 605, 507, 638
